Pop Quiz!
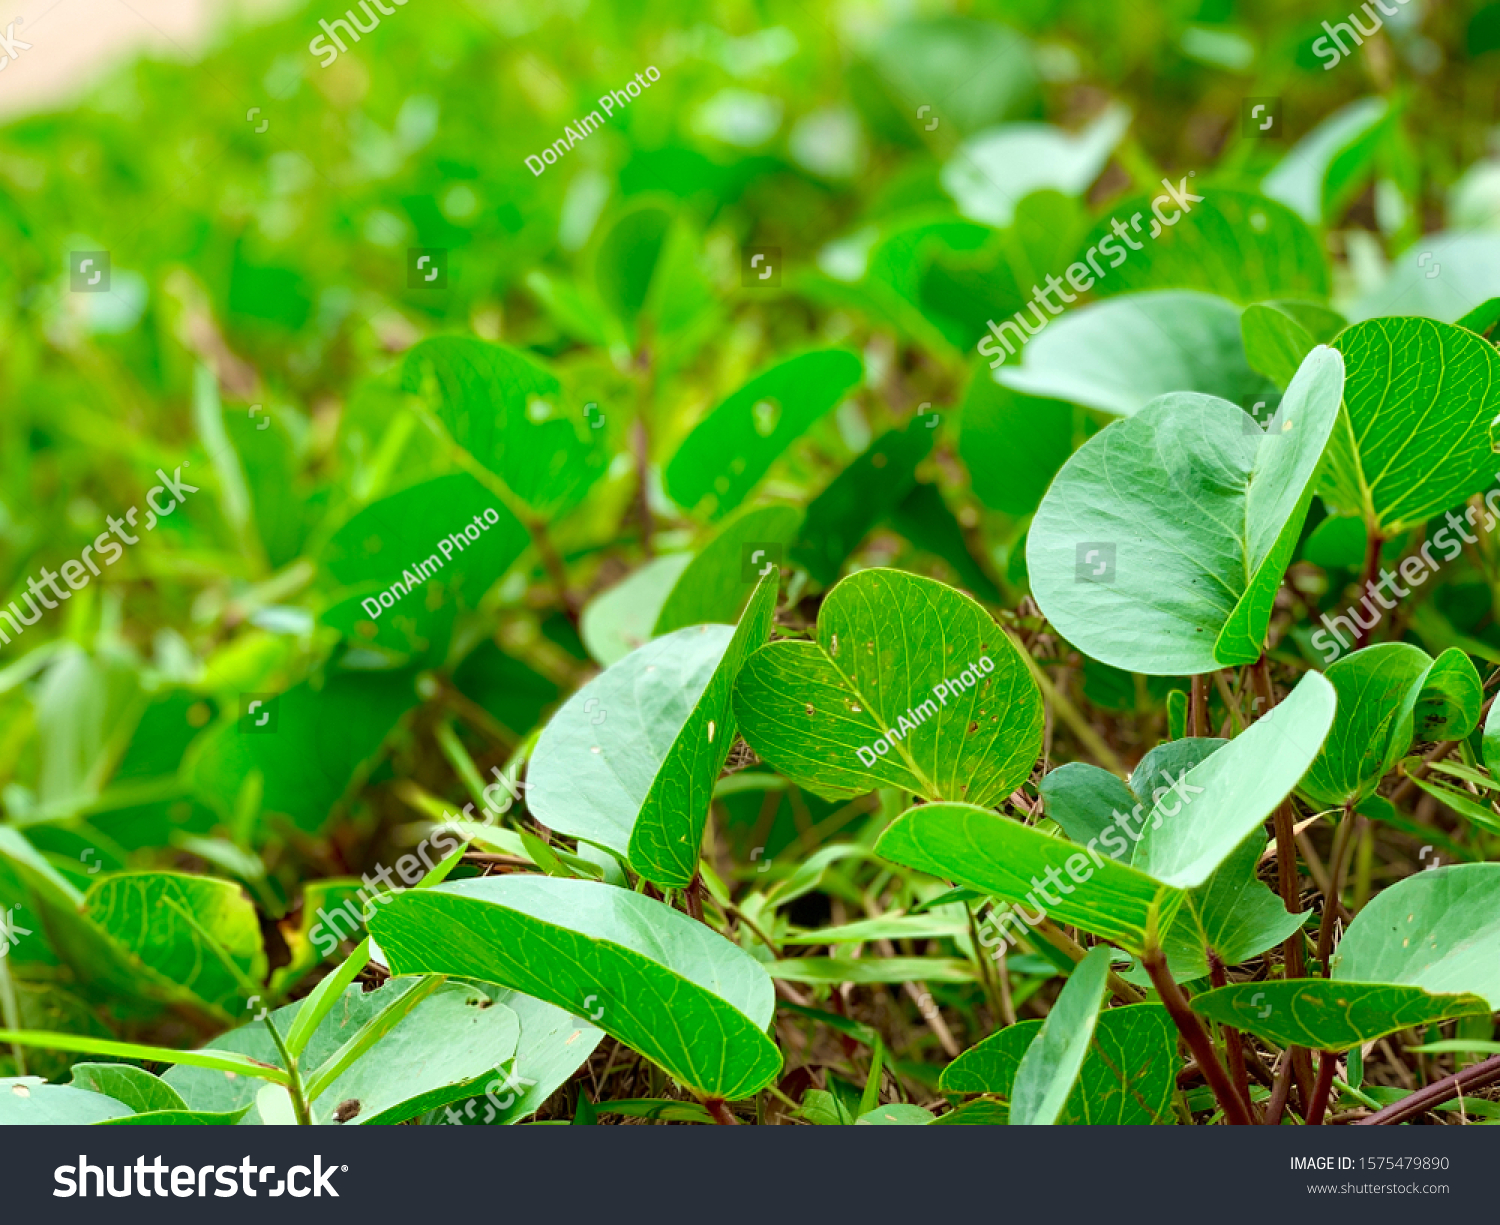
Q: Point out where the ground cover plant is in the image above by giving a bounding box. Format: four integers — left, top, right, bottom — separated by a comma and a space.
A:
3, 0, 1500, 1128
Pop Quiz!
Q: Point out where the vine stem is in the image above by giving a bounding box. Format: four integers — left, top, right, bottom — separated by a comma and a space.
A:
1305, 1051, 1338, 1125
1250, 655, 1316, 1104
1314, 803, 1357, 971
1142, 944, 1254, 1125
262, 1015, 313, 1126
1352, 529, 1384, 650
1208, 951, 1255, 1122
704, 1098, 739, 1125
1190, 673, 1209, 738
1355, 1053, 1500, 1126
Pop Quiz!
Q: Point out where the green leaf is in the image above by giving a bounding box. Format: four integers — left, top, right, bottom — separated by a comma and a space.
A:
854, 16, 1036, 141
875, 801, 1183, 953
0, 1030, 287, 1084
654, 505, 801, 636
1262, 97, 1393, 225
97, 1106, 252, 1126
1075, 190, 1329, 305
1241, 301, 1317, 389
1010, 946, 1111, 1125
186, 668, 418, 834
438, 988, 605, 1125
0, 1079, 132, 1124
1133, 673, 1336, 887
401, 337, 606, 517
580, 555, 694, 668
856, 1103, 934, 1125
941, 106, 1130, 229
1193, 863, 1500, 1049
959, 373, 1077, 517
992, 290, 1277, 419
68, 1062, 187, 1115
1325, 317, 1500, 535
941, 1005, 1177, 1124
733, 569, 1042, 804
367, 876, 782, 1100
792, 421, 935, 584
285, 939, 372, 1059
1027, 347, 1345, 674
1161, 830, 1309, 981
770, 957, 976, 984
163, 979, 519, 1124
1191, 981, 1489, 1053
83, 872, 266, 1019
630, 571, 779, 886
1332, 863, 1500, 1004
1405, 775, 1500, 836
532, 573, 776, 880
664, 350, 863, 520
321, 473, 529, 658
1299, 644, 1435, 808
1414, 647, 1483, 741
1038, 762, 1137, 846
1483, 694, 1500, 781
1354, 236, 1500, 324
302, 975, 450, 1102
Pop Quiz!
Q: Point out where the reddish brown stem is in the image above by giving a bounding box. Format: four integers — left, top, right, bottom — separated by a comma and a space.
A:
704, 1098, 739, 1125
1143, 946, 1254, 1126
1315, 805, 1356, 972
1209, 952, 1256, 1122
1352, 529, 1383, 650
1263, 1054, 1295, 1126
1305, 1051, 1338, 1125
1356, 1053, 1500, 1126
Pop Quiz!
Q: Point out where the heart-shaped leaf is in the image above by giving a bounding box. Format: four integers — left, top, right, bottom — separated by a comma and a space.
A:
367, 876, 782, 1100
630, 572, 779, 887
531, 571, 776, 883
991, 290, 1277, 418
665, 350, 863, 520
1027, 346, 1345, 674
1322, 317, 1500, 536
1010, 945, 1111, 1125
733, 569, 1042, 805
876, 801, 1182, 953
